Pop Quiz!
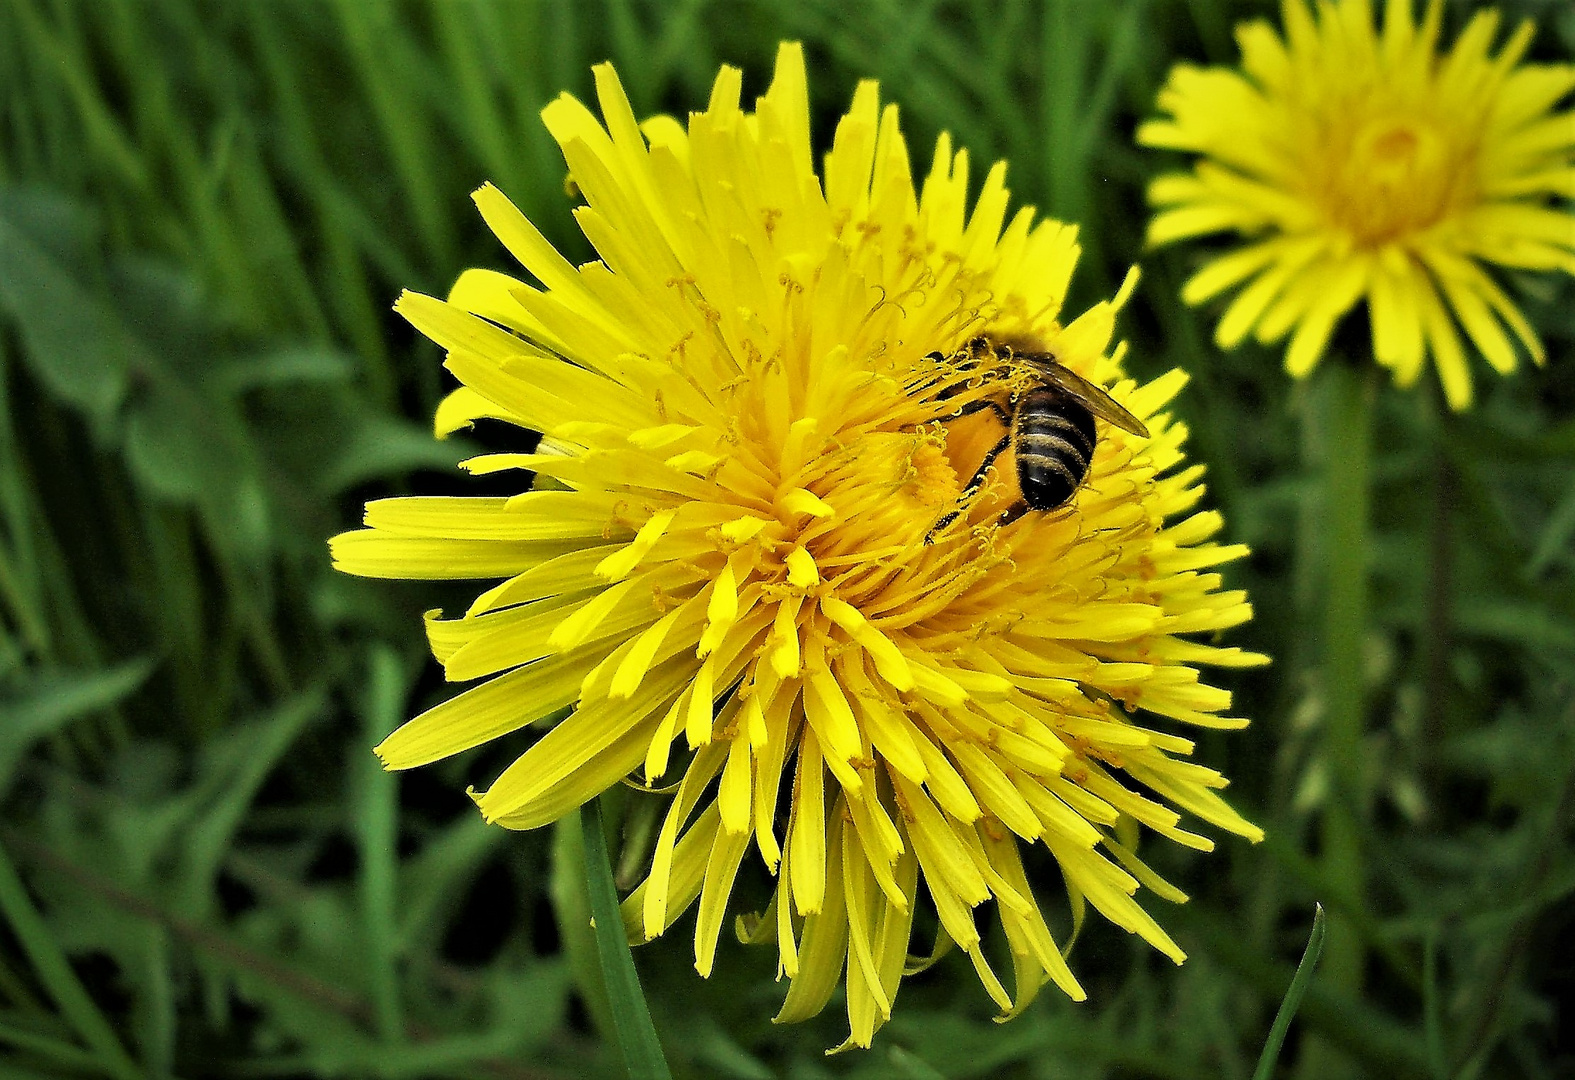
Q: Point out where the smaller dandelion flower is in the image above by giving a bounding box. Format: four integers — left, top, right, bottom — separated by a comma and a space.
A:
333, 44, 1265, 1048
1140, 0, 1575, 409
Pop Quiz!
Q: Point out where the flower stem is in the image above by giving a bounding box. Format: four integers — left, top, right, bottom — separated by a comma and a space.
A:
1297, 360, 1374, 1079
1320, 360, 1371, 985
1419, 418, 1454, 784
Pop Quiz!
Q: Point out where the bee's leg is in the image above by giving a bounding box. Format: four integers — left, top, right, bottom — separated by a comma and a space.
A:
932, 352, 1004, 406
932, 387, 1011, 426
956, 398, 1011, 423
996, 500, 1031, 528
925, 508, 962, 540
965, 432, 1013, 492
925, 431, 1012, 544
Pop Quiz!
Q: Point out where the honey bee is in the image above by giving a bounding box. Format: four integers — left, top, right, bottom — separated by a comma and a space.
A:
928, 337, 1149, 536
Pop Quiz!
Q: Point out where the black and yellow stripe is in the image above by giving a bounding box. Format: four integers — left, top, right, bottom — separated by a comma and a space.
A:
1013, 388, 1097, 511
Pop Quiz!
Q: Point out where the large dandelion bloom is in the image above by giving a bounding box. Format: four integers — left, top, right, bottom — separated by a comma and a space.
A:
1139, 0, 1575, 409
332, 44, 1263, 1046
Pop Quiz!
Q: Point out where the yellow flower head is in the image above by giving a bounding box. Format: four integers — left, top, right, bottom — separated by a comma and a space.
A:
332, 44, 1263, 1047
1140, 0, 1575, 409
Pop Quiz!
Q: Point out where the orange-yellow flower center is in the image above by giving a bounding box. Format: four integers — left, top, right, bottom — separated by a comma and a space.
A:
1307, 110, 1467, 247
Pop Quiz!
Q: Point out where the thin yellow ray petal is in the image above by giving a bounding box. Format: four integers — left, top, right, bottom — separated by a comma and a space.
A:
910, 727, 981, 823
330, 530, 584, 581
1049, 835, 1185, 964
841, 825, 892, 1025
950, 743, 1042, 841
789, 725, 827, 916
1428, 256, 1519, 375
1282, 257, 1371, 377
640, 743, 727, 939
375, 652, 597, 769
1180, 241, 1285, 305
627, 801, 722, 942
694, 820, 752, 977
433, 385, 524, 438
595, 509, 678, 582
774, 811, 848, 1024
363, 493, 625, 542
718, 730, 754, 835
1105, 838, 1191, 904
484, 717, 654, 832
1416, 274, 1473, 409
475, 660, 693, 822
1213, 240, 1325, 347
893, 774, 989, 906
983, 830, 1086, 1002
845, 789, 907, 912
751, 684, 797, 872
467, 545, 620, 616
608, 596, 706, 699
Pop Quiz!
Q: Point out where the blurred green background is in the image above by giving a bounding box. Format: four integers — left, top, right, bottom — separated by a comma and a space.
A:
2, 1, 1573, 1077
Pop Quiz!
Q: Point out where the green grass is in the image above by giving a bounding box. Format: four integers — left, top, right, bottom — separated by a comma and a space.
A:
1, 1, 1573, 1077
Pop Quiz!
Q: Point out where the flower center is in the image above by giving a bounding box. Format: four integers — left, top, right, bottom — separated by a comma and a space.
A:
1309, 112, 1467, 247
1369, 125, 1419, 162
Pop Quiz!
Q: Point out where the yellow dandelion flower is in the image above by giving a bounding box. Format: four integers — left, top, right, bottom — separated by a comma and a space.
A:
1139, 0, 1575, 409
332, 43, 1264, 1047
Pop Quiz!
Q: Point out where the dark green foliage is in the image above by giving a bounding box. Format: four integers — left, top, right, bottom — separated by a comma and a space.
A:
0, 1, 1571, 1077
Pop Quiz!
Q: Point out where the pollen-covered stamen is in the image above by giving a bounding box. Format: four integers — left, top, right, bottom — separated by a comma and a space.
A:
864, 547, 1008, 630
905, 351, 1010, 427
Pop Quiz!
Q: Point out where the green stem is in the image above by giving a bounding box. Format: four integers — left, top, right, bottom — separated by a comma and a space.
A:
1320, 361, 1372, 984
579, 799, 670, 1080
1298, 361, 1374, 1079
1419, 423, 1454, 784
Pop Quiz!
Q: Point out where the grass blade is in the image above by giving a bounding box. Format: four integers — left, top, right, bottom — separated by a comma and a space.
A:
1254, 903, 1328, 1080
0, 659, 153, 795
580, 799, 670, 1080
0, 843, 142, 1080
355, 645, 404, 1042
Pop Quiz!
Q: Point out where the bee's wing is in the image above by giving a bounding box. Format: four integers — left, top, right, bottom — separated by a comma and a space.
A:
1022, 353, 1151, 438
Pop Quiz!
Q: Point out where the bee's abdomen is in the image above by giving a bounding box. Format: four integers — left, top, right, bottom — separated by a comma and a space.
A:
1014, 389, 1097, 511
